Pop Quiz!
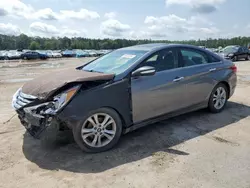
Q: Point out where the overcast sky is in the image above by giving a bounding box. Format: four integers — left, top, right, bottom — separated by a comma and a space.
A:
0, 0, 250, 40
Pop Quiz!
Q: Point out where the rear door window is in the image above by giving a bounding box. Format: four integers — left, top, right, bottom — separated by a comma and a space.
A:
238, 47, 243, 53
179, 48, 220, 67
179, 48, 209, 67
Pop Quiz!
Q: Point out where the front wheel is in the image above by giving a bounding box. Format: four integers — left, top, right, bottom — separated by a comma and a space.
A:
73, 108, 122, 153
232, 56, 238, 62
208, 83, 228, 113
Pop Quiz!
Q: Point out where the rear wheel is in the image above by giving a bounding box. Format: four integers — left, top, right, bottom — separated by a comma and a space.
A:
208, 83, 228, 113
246, 55, 250, 61
73, 108, 122, 153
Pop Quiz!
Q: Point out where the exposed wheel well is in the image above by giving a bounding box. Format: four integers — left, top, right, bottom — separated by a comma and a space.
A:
102, 106, 128, 128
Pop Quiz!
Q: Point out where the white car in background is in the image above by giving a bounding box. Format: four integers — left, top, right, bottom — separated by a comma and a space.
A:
46, 50, 53, 58
46, 50, 62, 58
51, 51, 62, 58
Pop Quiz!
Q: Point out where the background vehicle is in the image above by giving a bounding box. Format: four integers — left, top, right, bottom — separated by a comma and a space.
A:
86, 50, 98, 57
0, 51, 8, 60
46, 50, 53, 58
207, 48, 219, 54
75, 50, 90, 58
62, 50, 76, 57
5, 51, 22, 60
198, 46, 206, 49
51, 51, 62, 58
21, 51, 48, 60
12, 44, 237, 153
220, 45, 250, 61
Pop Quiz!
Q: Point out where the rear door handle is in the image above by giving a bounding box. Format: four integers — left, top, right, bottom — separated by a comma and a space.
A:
173, 77, 184, 82
209, 68, 217, 72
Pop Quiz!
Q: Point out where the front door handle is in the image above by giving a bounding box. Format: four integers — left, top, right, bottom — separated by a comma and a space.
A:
209, 68, 217, 72
173, 77, 184, 82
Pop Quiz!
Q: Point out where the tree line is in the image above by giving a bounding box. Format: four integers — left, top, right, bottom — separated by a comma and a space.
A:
0, 34, 250, 51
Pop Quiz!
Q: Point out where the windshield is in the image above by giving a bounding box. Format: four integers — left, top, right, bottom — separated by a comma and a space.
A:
223, 46, 239, 53
82, 49, 147, 74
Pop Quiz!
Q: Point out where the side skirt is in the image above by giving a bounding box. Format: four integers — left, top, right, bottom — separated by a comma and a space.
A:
123, 102, 207, 134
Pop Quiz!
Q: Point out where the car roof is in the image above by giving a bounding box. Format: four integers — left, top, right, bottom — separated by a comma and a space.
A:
119, 43, 206, 51
225, 45, 240, 48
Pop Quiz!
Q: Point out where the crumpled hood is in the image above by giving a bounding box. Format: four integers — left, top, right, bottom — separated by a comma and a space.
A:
21, 68, 114, 99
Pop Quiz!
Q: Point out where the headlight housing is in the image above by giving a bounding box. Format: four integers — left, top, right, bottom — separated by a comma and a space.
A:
228, 53, 234, 57
53, 85, 80, 111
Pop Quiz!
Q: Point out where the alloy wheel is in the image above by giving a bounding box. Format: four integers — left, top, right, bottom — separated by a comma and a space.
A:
213, 87, 227, 110
81, 113, 116, 148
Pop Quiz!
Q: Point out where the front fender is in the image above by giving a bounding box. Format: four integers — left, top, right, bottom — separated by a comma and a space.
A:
58, 79, 132, 128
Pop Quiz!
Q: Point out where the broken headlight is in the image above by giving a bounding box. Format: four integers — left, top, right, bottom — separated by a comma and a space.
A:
53, 85, 80, 110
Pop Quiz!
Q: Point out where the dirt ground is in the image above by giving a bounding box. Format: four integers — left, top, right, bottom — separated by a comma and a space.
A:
0, 58, 250, 188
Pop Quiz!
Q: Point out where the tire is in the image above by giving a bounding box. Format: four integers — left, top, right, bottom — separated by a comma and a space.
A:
246, 55, 250, 61
73, 108, 122, 153
208, 83, 228, 113
23, 56, 27, 60
232, 56, 237, 62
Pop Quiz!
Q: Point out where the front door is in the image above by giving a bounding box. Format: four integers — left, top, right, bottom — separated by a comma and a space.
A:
131, 48, 189, 123
237, 47, 248, 60
243, 47, 249, 59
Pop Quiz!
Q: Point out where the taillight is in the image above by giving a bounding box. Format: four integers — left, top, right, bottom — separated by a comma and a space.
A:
230, 64, 237, 73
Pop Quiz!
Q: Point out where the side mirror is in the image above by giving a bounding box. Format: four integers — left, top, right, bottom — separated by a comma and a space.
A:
132, 66, 156, 77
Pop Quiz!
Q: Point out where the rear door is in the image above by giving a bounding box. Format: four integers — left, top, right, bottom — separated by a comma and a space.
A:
176, 47, 222, 107
30, 52, 36, 59
25, 52, 31, 58
34, 52, 40, 59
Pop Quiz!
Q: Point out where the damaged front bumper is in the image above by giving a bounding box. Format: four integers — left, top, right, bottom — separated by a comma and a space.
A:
12, 90, 60, 138
16, 103, 56, 138
13, 85, 81, 138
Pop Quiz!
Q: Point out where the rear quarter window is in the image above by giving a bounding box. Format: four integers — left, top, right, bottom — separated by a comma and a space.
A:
180, 48, 209, 67
209, 54, 221, 63
179, 48, 221, 67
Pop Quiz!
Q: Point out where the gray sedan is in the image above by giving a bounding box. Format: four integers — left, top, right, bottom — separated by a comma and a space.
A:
12, 43, 237, 153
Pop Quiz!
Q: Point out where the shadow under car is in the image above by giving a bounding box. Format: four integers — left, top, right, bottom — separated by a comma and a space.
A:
22, 101, 250, 173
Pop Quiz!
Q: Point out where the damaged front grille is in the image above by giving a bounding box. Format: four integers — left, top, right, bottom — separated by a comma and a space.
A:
13, 91, 37, 110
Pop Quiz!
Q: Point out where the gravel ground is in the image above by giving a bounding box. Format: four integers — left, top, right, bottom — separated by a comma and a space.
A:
0, 58, 250, 188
